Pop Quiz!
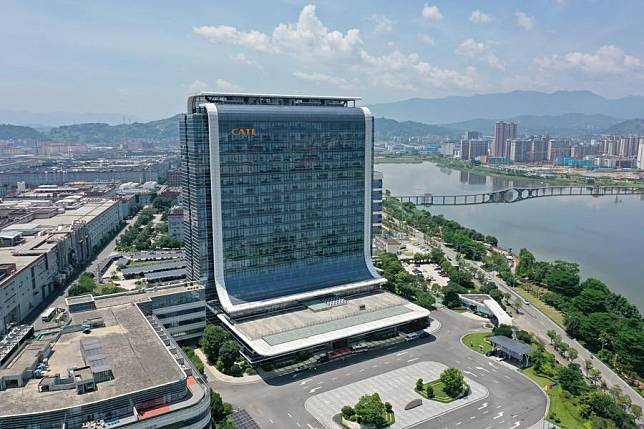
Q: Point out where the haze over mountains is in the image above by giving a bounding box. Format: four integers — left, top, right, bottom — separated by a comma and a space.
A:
2, 90, 644, 143
369, 90, 644, 124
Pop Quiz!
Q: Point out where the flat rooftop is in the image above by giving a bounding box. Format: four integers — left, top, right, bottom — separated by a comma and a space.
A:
0, 199, 119, 288
0, 304, 184, 416
220, 291, 430, 356
91, 283, 203, 309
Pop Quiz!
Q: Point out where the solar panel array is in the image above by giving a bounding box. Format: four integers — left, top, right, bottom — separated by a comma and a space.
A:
230, 410, 261, 429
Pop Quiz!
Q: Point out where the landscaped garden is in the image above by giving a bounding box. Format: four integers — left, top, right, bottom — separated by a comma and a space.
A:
462, 331, 494, 354
415, 368, 470, 403
340, 393, 394, 428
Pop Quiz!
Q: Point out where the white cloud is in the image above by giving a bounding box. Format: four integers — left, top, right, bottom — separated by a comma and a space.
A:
470, 10, 492, 24
195, 5, 362, 61
456, 38, 505, 70
515, 11, 535, 31
366, 14, 393, 33
188, 79, 209, 93
292, 71, 348, 86
422, 4, 443, 22
420, 34, 435, 45
357, 50, 478, 91
194, 25, 273, 52
214, 78, 243, 92
233, 53, 256, 66
536, 45, 644, 76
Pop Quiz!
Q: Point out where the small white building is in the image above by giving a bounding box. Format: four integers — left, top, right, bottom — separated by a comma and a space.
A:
459, 294, 512, 326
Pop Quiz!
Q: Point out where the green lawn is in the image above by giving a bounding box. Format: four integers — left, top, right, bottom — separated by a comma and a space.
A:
416, 380, 459, 403
462, 332, 494, 354
521, 368, 587, 429
514, 287, 566, 328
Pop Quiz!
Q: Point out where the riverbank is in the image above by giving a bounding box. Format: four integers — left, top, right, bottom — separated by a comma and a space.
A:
382, 196, 643, 403
375, 154, 644, 189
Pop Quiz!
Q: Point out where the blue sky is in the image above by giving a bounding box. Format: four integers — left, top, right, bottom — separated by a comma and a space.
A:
1, 0, 643, 120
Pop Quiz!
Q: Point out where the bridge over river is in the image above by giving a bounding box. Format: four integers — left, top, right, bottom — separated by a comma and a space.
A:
393, 185, 644, 206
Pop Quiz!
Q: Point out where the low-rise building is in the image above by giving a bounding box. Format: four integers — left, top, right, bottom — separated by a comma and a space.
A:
0, 284, 210, 428
459, 294, 512, 326
0, 199, 129, 336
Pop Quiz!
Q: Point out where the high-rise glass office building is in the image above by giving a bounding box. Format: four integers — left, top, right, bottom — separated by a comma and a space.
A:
180, 93, 385, 317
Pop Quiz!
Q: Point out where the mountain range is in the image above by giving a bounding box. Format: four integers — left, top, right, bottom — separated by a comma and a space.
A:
369, 90, 644, 124
2, 89, 644, 145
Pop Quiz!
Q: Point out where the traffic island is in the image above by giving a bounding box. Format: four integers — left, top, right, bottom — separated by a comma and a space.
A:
305, 361, 487, 429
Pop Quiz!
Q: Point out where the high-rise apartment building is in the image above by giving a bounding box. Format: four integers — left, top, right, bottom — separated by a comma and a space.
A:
547, 139, 573, 161
492, 121, 517, 158
460, 139, 489, 161
509, 139, 531, 163
180, 93, 429, 361
637, 139, 644, 170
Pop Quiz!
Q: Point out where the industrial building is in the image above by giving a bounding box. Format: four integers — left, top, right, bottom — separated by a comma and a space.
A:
0, 198, 141, 337
180, 92, 430, 363
0, 283, 210, 429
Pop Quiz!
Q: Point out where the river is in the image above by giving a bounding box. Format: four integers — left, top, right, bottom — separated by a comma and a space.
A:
377, 161, 644, 310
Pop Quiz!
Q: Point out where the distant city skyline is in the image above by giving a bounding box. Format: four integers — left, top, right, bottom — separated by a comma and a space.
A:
2, 1, 644, 119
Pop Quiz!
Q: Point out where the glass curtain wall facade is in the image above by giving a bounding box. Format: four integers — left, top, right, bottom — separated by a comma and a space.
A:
181, 94, 382, 315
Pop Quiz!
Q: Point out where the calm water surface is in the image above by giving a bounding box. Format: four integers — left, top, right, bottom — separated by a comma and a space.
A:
377, 162, 644, 310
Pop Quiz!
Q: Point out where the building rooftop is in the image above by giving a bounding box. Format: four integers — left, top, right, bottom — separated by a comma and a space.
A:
220, 291, 430, 356
187, 92, 361, 112
0, 199, 119, 289
0, 304, 184, 416
486, 335, 534, 356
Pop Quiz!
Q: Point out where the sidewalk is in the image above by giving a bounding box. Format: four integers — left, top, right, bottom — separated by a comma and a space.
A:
195, 349, 262, 384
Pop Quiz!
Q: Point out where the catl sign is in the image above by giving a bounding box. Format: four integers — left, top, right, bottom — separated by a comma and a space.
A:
230, 128, 256, 136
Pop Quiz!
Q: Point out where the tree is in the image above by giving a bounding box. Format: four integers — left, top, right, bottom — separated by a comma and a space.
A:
353, 393, 387, 428
210, 390, 232, 423
557, 363, 586, 395
567, 347, 578, 362
416, 378, 424, 391
415, 291, 435, 309
200, 325, 230, 364
515, 330, 533, 344
384, 402, 393, 414
218, 340, 240, 372
443, 287, 463, 308
492, 324, 513, 339
341, 406, 355, 420
425, 384, 434, 398
583, 359, 593, 377
588, 368, 602, 386
546, 329, 558, 345
545, 260, 581, 297
513, 298, 523, 313
430, 247, 445, 264
440, 367, 465, 398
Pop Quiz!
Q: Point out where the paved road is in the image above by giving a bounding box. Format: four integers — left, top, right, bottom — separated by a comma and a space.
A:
410, 226, 644, 409
210, 308, 547, 429
490, 274, 644, 409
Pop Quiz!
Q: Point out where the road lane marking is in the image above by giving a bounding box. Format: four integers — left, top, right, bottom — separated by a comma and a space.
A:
483, 410, 489, 415
463, 370, 478, 378
493, 412, 504, 419
510, 422, 520, 428
309, 386, 323, 393
300, 378, 313, 385
407, 357, 420, 363
477, 403, 488, 410
470, 416, 476, 420
396, 351, 409, 356
296, 423, 301, 428
288, 413, 293, 418
475, 366, 490, 373
455, 422, 462, 426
